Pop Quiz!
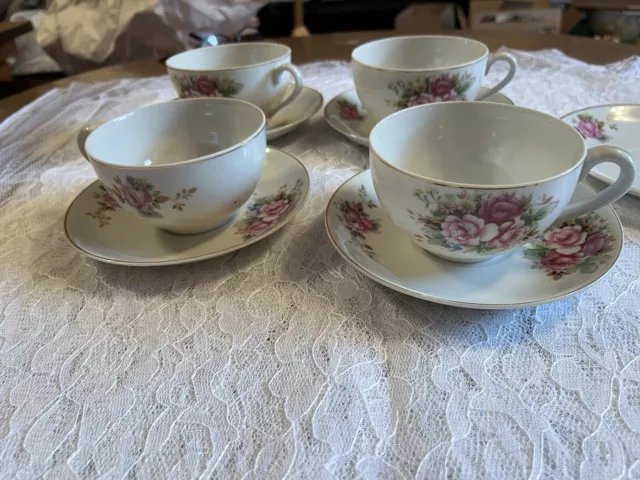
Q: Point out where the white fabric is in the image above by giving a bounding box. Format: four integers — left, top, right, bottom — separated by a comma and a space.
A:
1, 50, 640, 479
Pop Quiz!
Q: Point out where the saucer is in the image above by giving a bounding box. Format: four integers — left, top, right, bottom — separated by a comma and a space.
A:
267, 86, 323, 141
324, 87, 515, 147
561, 104, 640, 197
325, 170, 623, 309
65, 147, 310, 266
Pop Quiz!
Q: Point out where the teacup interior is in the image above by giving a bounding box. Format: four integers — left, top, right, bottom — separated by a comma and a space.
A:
352, 36, 487, 70
371, 102, 586, 186
85, 99, 265, 167
166, 43, 289, 71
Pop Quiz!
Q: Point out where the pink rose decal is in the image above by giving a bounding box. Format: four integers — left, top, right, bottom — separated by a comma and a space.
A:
194, 77, 218, 96
344, 207, 373, 233
487, 220, 528, 249
540, 251, 584, 272
407, 92, 459, 107
576, 118, 603, 140
543, 226, 587, 255
258, 199, 290, 223
442, 214, 498, 247
243, 219, 273, 236
337, 100, 362, 120
121, 184, 154, 213
582, 232, 609, 256
479, 193, 524, 225
102, 192, 119, 209
429, 75, 456, 97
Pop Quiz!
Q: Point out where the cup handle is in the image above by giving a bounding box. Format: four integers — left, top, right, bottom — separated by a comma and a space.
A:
556, 145, 636, 223
77, 127, 94, 161
475, 51, 517, 101
269, 63, 303, 116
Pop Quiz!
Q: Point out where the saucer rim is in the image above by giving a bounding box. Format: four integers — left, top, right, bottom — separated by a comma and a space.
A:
64, 147, 310, 267
323, 87, 515, 148
267, 86, 324, 140
560, 103, 640, 197
324, 170, 624, 310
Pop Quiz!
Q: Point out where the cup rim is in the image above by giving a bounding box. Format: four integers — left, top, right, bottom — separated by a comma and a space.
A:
369, 102, 588, 190
84, 98, 266, 170
351, 35, 489, 72
165, 42, 291, 73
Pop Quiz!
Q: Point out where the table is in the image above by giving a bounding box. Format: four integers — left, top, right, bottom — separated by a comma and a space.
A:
2, 30, 640, 123
2, 31, 640, 479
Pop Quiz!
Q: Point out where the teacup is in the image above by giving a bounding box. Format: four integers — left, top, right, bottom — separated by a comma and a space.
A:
352, 35, 517, 121
370, 102, 635, 263
77, 98, 266, 235
166, 42, 303, 116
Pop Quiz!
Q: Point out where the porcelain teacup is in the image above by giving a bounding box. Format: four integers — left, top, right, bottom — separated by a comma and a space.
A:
166, 42, 303, 117
352, 35, 517, 121
77, 98, 266, 235
370, 102, 635, 263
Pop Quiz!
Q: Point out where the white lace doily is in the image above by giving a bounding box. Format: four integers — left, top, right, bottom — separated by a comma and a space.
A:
2, 49, 640, 479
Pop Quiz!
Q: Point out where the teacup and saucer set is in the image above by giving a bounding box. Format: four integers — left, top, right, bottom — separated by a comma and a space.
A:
324, 36, 517, 146
65, 36, 636, 309
166, 42, 323, 141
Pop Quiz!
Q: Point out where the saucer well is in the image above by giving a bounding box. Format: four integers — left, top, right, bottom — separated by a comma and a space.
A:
324, 87, 515, 147
267, 86, 323, 141
325, 170, 623, 309
561, 104, 640, 197
65, 147, 309, 266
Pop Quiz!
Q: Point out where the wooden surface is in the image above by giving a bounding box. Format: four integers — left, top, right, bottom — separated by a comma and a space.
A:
2, 30, 640, 123
0, 20, 32, 45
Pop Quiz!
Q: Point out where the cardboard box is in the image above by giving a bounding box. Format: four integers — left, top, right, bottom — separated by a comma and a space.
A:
395, 4, 457, 32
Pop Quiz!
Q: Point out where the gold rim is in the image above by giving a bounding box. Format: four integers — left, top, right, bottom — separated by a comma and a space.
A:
559, 103, 640, 119
166, 42, 292, 72
370, 101, 588, 190
64, 148, 310, 266
351, 35, 489, 72
84, 98, 266, 170
324, 170, 623, 309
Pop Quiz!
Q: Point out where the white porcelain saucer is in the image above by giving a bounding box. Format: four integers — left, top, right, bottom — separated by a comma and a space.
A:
561, 104, 640, 197
267, 86, 323, 141
65, 148, 309, 266
325, 170, 623, 309
324, 87, 515, 147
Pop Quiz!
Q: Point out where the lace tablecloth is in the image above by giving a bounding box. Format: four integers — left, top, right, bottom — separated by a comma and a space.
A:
2, 50, 640, 479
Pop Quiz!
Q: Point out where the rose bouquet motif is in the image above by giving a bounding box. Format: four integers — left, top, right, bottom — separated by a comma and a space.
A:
175, 75, 244, 98
235, 179, 304, 240
335, 185, 381, 258
524, 213, 615, 280
572, 113, 617, 143
408, 189, 559, 255
388, 73, 475, 109
86, 185, 121, 227
337, 100, 364, 121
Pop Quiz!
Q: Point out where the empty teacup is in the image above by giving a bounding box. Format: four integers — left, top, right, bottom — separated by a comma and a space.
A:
77, 98, 266, 235
370, 102, 635, 263
352, 35, 517, 121
166, 42, 303, 116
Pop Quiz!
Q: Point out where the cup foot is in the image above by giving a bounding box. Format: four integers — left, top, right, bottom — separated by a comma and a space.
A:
159, 215, 235, 236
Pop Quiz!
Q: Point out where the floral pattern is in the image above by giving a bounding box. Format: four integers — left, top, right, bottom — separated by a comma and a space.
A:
388, 73, 474, 109
235, 179, 304, 240
408, 189, 558, 255
335, 185, 381, 258
572, 113, 617, 143
175, 75, 244, 98
90, 176, 197, 223
524, 213, 615, 280
86, 185, 121, 227
337, 99, 364, 121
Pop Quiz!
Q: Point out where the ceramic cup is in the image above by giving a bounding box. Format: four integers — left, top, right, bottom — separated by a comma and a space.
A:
370, 102, 636, 263
77, 98, 266, 235
166, 42, 303, 117
352, 35, 517, 121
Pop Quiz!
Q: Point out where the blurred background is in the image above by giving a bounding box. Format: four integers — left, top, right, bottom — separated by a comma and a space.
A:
1, 0, 639, 99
